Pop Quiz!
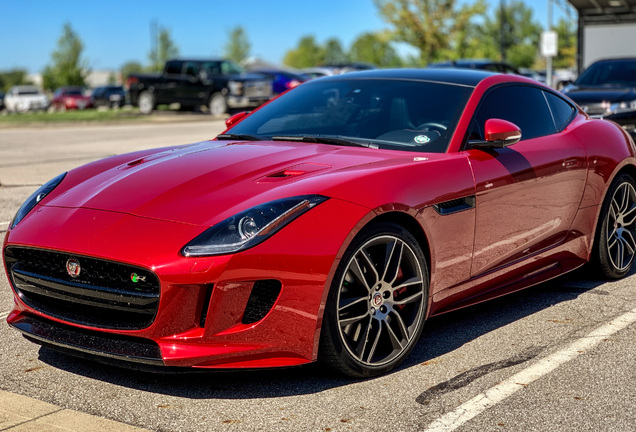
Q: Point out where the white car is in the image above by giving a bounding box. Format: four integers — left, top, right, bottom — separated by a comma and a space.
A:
4, 85, 49, 113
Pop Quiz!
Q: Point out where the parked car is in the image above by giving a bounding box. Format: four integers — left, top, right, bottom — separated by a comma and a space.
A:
3, 85, 49, 113
51, 86, 92, 111
91, 85, 126, 109
5, 69, 636, 378
0, 91, 4, 111
562, 58, 636, 138
429, 59, 520, 74
126, 59, 273, 116
247, 67, 307, 95
301, 67, 338, 79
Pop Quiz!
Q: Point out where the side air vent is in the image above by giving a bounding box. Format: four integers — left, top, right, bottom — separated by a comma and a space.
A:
433, 195, 476, 215
242, 280, 282, 324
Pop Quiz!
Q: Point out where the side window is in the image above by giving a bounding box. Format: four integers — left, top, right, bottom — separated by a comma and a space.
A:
544, 91, 576, 131
165, 61, 182, 75
470, 85, 556, 141
184, 62, 199, 77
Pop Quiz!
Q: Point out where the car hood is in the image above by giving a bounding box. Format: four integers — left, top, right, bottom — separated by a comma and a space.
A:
564, 85, 636, 104
46, 140, 406, 226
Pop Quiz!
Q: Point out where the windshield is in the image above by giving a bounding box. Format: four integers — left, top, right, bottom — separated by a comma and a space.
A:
575, 59, 636, 87
226, 78, 472, 153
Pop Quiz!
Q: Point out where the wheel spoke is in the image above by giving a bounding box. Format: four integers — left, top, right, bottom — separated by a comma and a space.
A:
386, 317, 407, 350
365, 321, 383, 363
393, 290, 424, 306
357, 249, 379, 287
339, 309, 370, 327
354, 315, 374, 358
393, 276, 424, 291
381, 239, 403, 285
350, 257, 373, 293
339, 296, 368, 313
390, 310, 410, 342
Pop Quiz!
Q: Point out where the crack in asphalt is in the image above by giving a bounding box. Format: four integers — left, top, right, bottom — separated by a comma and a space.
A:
415, 346, 544, 405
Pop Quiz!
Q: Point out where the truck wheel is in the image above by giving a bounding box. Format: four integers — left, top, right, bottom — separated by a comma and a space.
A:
209, 93, 227, 117
138, 91, 155, 115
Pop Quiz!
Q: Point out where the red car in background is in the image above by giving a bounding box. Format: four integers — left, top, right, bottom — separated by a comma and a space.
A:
4, 69, 636, 377
51, 86, 92, 111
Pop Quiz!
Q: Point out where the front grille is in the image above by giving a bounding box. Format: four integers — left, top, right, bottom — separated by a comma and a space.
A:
581, 103, 607, 116
4, 247, 160, 330
244, 82, 271, 98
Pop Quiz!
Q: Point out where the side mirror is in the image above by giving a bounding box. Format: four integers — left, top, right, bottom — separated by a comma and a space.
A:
469, 118, 522, 149
225, 111, 249, 128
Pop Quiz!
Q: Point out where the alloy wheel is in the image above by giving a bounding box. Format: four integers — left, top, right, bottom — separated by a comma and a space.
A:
606, 181, 636, 272
336, 235, 426, 367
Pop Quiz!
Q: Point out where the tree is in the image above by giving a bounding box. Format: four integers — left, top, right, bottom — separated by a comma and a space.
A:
553, 18, 576, 69
42, 23, 89, 90
224, 26, 250, 64
148, 26, 179, 72
349, 32, 402, 67
0, 69, 30, 92
283, 36, 325, 68
479, 1, 542, 68
323, 38, 348, 65
374, 0, 486, 65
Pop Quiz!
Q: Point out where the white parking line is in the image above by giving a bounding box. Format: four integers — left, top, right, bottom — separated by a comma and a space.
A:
422, 307, 636, 432
0, 312, 9, 321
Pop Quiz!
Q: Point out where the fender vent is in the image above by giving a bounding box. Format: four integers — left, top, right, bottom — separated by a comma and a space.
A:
242, 280, 282, 324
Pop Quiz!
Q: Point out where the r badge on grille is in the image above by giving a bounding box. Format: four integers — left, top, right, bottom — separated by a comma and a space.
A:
66, 258, 81, 278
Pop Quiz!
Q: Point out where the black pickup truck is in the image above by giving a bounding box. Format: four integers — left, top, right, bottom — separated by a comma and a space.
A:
126, 59, 273, 116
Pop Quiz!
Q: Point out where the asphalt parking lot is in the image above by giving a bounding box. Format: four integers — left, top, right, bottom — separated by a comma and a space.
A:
1, 119, 635, 432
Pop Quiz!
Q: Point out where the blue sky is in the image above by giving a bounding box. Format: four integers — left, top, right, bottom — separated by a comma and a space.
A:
2, 0, 573, 74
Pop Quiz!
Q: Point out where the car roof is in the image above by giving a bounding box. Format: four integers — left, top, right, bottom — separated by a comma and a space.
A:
318, 68, 498, 87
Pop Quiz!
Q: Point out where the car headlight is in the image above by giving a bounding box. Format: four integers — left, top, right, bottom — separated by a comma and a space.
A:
182, 195, 328, 257
11, 172, 67, 229
609, 100, 636, 114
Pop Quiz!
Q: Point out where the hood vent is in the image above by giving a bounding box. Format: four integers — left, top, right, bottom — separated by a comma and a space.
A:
257, 163, 331, 183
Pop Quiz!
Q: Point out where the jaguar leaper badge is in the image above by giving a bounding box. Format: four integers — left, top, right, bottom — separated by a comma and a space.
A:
66, 258, 81, 278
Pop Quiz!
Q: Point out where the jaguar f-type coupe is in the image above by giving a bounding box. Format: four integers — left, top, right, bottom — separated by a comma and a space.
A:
4, 69, 636, 377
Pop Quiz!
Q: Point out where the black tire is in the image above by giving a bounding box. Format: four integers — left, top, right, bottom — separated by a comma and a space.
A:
209, 93, 227, 117
592, 173, 636, 279
138, 91, 154, 115
319, 222, 429, 378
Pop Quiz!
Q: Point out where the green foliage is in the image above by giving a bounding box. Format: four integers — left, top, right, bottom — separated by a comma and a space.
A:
0, 69, 30, 92
479, 1, 542, 68
323, 38, 348, 65
148, 27, 179, 72
553, 18, 576, 69
284, 36, 326, 68
225, 26, 251, 64
350, 32, 402, 67
42, 23, 89, 90
374, 0, 487, 65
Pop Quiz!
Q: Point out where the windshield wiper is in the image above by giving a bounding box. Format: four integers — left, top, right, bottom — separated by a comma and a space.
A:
271, 135, 377, 149
216, 133, 263, 141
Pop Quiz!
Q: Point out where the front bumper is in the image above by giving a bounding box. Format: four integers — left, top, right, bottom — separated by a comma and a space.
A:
4, 199, 369, 369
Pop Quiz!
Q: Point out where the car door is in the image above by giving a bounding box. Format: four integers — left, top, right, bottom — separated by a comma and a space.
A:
464, 84, 586, 276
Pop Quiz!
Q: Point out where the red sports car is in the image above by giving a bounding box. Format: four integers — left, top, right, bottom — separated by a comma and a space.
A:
4, 69, 636, 377
51, 86, 92, 111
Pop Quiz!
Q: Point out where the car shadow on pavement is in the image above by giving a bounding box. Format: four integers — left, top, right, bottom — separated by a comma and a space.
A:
35, 266, 629, 400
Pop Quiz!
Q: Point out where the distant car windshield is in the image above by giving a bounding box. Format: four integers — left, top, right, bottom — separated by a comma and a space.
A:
575, 59, 636, 87
17, 88, 40, 95
66, 89, 84, 96
226, 78, 472, 153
